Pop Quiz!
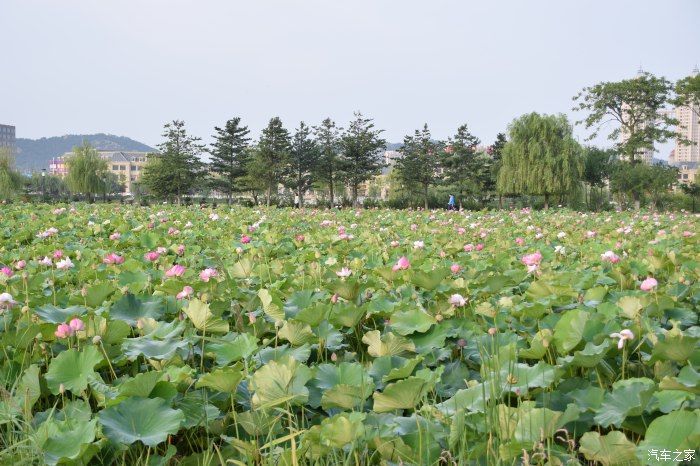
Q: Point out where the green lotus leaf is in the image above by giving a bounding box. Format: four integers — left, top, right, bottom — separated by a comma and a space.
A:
363, 330, 416, 357
390, 308, 436, 336
567, 340, 612, 368
17, 364, 41, 416
328, 302, 365, 328
45, 346, 103, 395
649, 390, 696, 413
34, 304, 85, 324
40, 419, 97, 466
195, 366, 243, 393
594, 377, 656, 427
207, 332, 258, 366
110, 293, 165, 325
553, 309, 588, 354
117, 371, 162, 398
372, 377, 428, 413
410, 269, 449, 291
617, 295, 644, 319
183, 298, 229, 334
85, 282, 116, 308
98, 397, 184, 446
278, 319, 316, 346
519, 329, 553, 359
318, 412, 366, 448
579, 431, 640, 466
250, 356, 312, 409
637, 410, 700, 465
122, 325, 189, 360
651, 335, 699, 363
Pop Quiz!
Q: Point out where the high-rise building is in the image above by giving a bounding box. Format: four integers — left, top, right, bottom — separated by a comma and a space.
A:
0, 124, 16, 157
670, 67, 700, 165
49, 150, 150, 194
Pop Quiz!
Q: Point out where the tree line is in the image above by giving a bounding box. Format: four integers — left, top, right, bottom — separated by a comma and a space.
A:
1, 70, 698, 210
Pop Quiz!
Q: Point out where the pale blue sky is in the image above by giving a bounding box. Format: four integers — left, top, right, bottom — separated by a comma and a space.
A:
1, 0, 698, 156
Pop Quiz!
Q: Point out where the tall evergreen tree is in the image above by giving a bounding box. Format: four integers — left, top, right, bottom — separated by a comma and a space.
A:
442, 124, 481, 209
65, 141, 109, 202
248, 117, 291, 206
340, 112, 386, 207
313, 118, 342, 207
141, 120, 206, 204
209, 117, 251, 204
395, 124, 442, 209
497, 113, 583, 209
488, 132, 507, 208
288, 122, 319, 208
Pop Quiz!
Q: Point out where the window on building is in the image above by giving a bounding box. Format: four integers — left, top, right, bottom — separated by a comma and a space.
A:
120, 165, 126, 171
112, 165, 118, 170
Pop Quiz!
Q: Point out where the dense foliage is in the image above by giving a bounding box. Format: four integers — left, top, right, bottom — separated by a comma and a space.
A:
0, 204, 698, 465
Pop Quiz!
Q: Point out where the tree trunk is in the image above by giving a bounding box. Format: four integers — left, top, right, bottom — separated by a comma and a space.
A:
352, 184, 358, 208
298, 184, 304, 208
498, 195, 503, 210
227, 192, 232, 205
424, 185, 429, 210
632, 191, 641, 210
329, 180, 334, 209
266, 185, 271, 207
543, 193, 549, 210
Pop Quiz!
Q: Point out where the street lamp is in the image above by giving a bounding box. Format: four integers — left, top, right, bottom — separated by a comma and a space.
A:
41, 169, 46, 203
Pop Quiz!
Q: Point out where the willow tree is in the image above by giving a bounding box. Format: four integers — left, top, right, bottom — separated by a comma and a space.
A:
497, 113, 583, 209
65, 142, 109, 202
0, 148, 22, 201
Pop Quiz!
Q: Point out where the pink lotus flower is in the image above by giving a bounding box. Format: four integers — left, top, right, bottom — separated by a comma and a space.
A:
464, 243, 474, 252
336, 267, 352, 278
521, 251, 543, 267
450, 264, 461, 274
53, 250, 63, 259
413, 240, 424, 249
392, 256, 411, 271
683, 231, 693, 237
156, 247, 168, 255
103, 253, 124, 265
168, 227, 180, 236
515, 237, 525, 246
410, 224, 418, 231
69, 318, 84, 332
39, 256, 52, 266
109, 232, 121, 240
610, 329, 634, 349
176, 244, 185, 256
585, 231, 597, 238
330, 293, 339, 304
295, 234, 305, 242
55, 323, 73, 339
640, 277, 658, 291
176, 286, 194, 300
476, 243, 484, 251
241, 235, 251, 244
390, 240, 400, 248
247, 312, 257, 324
0, 292, 16, 308
1, 267, 13, 278
165, 264, 186, 277
199, 268, 218, 282
56, 257, 74, 270
15, 260, 26, 270
449, 294, 466, 307
601, 251, 620, 264
457, 227, 466, 235
144, 251, 160, 262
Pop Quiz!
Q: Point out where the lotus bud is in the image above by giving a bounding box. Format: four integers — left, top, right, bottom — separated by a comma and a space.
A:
21, 305, 30, 314
59, 383, 65, 395
81, 287, 88, 297
92, 335, 102, 344
488, 327, 497, 336
330, 352, 338, 362
435, 314, 443, 322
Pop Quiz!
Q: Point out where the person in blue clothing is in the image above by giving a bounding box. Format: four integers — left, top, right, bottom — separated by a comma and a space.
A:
447, 194, 456, 210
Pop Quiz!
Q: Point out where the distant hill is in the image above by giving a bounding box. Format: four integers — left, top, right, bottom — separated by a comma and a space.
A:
16, 134, 155, 171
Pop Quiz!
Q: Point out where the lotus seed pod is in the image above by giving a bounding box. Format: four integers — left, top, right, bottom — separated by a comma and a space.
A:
435, 314, 444, 322
92, 335, 102, 344
488, 327, 497, 336
21, 305, 30, 314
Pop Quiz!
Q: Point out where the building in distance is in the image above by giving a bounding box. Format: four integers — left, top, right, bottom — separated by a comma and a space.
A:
49, 150, 150, 194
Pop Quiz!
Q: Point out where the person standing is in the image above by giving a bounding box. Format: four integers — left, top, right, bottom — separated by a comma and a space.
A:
447, 194, 456, 210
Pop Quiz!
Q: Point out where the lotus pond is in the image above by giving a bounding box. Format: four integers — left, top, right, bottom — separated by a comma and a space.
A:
0, 205, 698, 465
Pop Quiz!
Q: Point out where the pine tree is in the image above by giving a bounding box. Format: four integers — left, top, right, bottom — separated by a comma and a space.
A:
442, 124, 481, 209
248, 117, 291, 206
288, 122, 318, 208
141, 120, 206, 204
209, 117, 251, 204
497, 113, 583, 209
340, 112, 386, 207
313, 118, 342, 208
395, 124, 442, 209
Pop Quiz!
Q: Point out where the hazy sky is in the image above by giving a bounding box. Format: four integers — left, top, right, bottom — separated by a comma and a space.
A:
1, 0, 698, 156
